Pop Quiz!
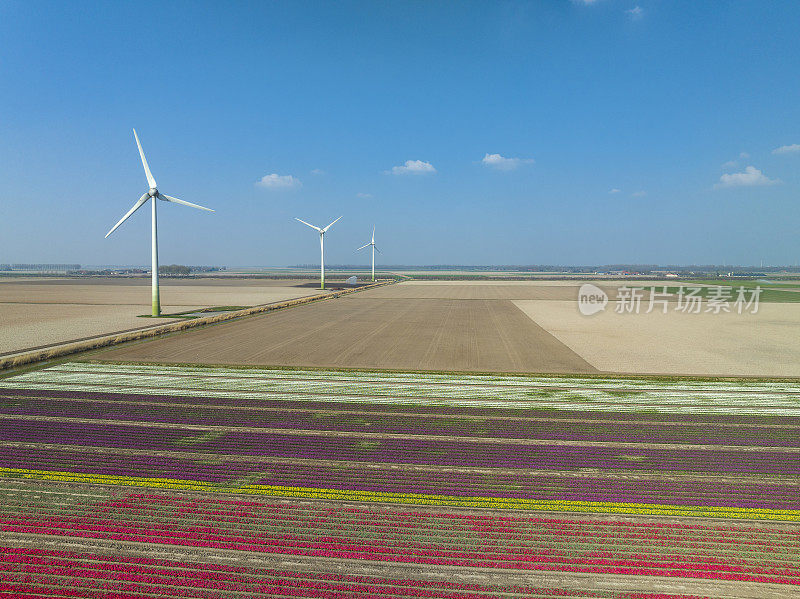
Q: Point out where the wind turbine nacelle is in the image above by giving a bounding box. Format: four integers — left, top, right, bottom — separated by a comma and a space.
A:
148, 188, 158, 197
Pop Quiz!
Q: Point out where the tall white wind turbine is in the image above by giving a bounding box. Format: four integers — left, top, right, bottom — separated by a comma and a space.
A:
295, 216, 342, 289
356, 226, 380, 282
105, 129, 214, 316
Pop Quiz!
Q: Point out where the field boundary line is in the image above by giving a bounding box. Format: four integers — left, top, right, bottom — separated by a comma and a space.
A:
0, 280, 394, 372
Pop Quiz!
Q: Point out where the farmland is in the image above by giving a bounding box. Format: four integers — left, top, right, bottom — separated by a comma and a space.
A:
97, 292, 597, 373
97, 280, 800, 377
515, 299, 800, 377
1, 361, 799, 597
0, 278, 325, 356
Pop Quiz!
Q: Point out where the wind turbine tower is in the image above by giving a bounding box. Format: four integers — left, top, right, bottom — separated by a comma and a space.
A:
105, 129, 214, 316
356, 226, 380, 282
295, 217, 342, 289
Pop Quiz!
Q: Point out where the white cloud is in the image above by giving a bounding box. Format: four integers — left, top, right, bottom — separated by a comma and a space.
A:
631, 190, 647, 197
255, 174, 301, 189
310, 168, 325, 175
481, 153, 535, 171
609, 188, 621, 194
626, 6, 643, 19
722, 152, 751, 169
773, 144, 800, 155
356, 192, 373, 199
385, 160, 436, 175
574, 0, 600, 4
715, 166, 780, 188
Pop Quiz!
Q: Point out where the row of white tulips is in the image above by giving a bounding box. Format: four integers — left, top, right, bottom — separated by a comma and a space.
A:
0, 362, 798, 415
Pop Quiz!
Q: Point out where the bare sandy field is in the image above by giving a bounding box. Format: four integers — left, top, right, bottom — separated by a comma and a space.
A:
367, 283, 582, 300
98, 295, 597, 373
0, 278, 322, 306
397, 279, 675, 287
0, 278, 323, 356
366, 281, 672, 300
0, 303, 199, 356
514, 299, 800, 377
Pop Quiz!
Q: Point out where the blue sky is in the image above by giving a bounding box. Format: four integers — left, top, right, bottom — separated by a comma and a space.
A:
1, 1, 800, 267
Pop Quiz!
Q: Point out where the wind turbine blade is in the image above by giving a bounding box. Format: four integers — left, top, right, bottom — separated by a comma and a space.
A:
105, 193, 149, 238
295, 218, 321, 232
371, 226, 375, 243
133, 129, 157, 189
159, 193, 214, 212
322, 216, 342, 232
374, 246, 381, 254
356, 243, 370, 251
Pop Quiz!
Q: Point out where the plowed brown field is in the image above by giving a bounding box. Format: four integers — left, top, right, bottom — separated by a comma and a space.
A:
98, 295, 596, 372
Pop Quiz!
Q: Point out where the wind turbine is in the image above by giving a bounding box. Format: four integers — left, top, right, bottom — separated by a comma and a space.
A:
356, 226, 380, 282
105, 129, 214, 317
295, 216, 342, 289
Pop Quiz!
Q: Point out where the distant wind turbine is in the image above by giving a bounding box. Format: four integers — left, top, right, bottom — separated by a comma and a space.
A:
105, 129, 214, 316
295, 216, 342, 290
356, 226, 380, 282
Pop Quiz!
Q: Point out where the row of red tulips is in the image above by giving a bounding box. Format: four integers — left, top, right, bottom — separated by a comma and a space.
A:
6, 499, 799, 544
9, 493, 798, 547
4, 521, 798, 585
0, 547, 741, 598
4, 511, 799, 561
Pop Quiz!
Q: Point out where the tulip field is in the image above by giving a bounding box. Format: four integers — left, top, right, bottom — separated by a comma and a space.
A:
1, 361, 799, 598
